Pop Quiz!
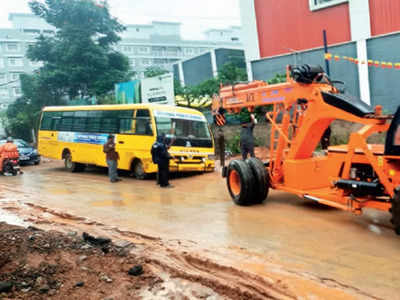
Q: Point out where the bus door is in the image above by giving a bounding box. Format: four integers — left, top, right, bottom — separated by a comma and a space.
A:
116, 109, 155, 170
38, 112, 61, 158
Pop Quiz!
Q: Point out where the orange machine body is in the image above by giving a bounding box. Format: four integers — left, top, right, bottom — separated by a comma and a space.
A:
213, 66, 398, 215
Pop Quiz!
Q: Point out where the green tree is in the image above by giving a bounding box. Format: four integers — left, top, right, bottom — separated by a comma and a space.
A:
6, 0, 132, 139
218, 61, 248, 85
28, 0, 132, 99
6, 73, 67, 141
267, 73, 286, 84
174, 62, 247, 108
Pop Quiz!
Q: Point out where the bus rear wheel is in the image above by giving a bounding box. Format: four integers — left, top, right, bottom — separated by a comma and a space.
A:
227, 159, 255, 206
64, 153, 85, 173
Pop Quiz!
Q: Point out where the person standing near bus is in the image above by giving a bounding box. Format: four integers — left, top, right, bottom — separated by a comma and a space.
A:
103, 135, 121, 183
152, 133, 173, 188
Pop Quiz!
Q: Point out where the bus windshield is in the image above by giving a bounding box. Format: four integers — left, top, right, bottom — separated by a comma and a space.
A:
154, 111, 212, 147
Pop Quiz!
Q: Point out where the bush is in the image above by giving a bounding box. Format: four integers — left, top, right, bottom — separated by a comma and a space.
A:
225, 133, 264, 155
226, 133, 241, 154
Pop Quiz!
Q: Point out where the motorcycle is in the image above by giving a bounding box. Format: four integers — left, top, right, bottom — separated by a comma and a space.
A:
2, 158, 21, 176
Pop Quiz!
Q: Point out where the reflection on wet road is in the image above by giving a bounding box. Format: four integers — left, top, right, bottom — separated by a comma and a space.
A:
2, 161, 399, 299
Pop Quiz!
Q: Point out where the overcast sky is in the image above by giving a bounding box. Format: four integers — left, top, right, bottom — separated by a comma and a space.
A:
0, 0, 241, 40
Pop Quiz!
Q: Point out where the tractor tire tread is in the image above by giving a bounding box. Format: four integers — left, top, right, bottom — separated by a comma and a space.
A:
227, 159, 255, 206
246, 157, 269, 204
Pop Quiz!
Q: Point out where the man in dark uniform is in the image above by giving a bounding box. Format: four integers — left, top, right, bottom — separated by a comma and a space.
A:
152, 134, 173, 188
240, 113, 257, 160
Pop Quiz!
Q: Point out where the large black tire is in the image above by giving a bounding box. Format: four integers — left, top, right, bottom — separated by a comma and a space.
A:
64, 153, 85, 173
132, 159, 147, 179
246, 158, 269, 204
391, 190, 400, 235
226, 159, 255, 206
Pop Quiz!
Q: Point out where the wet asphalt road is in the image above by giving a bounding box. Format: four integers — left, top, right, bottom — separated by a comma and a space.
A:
1, 161, 400, 299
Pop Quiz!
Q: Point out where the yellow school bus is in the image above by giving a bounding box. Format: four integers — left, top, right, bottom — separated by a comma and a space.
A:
38, 104, 215, 177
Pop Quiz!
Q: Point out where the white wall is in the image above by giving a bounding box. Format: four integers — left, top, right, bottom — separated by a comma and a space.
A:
123, 25, 153, 39
10, 14, 54, 31
349, 0, 371, 104
152, 22, 181, 36
205, 27, 242, 42
349, 0, 371, 41
239, 0, 260, 81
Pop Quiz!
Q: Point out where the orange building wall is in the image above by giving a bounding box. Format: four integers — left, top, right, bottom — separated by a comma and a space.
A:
369, 0, 400, 36
254, 0, 351, 58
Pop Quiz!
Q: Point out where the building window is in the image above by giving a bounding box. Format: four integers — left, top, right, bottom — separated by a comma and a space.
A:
10, 73, 20, 81
123, 45, 133, 52
0, 58, 3, 68
231, 37, 239, 41
184, 48, 194, 55
13, 87, 22, 97
138, 46, 150, 54
8, 57, 24, 67
23, 29, 40, 35
136, 28, 140, 32
0, 74, 6, 84
129, 58, 136, 66
309, 0, 348, 11
6, 43, 20, 52
142, 58, 151, 66
0, 88, 9, 97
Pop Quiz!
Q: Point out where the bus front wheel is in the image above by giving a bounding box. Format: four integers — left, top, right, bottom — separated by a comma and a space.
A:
132, 159, 146, 179
64, 153, 85, 173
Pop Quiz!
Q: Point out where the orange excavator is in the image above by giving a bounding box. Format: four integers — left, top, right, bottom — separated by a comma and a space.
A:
212, 64, 400, 235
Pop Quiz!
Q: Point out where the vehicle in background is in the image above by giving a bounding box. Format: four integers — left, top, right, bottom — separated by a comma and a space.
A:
0, 139, 40, 165
38, 104, 215, 178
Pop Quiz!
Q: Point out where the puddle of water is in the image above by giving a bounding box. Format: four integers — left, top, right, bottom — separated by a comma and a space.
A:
91, 200, 128, 207
0, 209, 28, 227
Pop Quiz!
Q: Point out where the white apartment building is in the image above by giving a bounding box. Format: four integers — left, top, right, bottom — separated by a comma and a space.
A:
0, 14, 53, 111
0, 13, 242, 112
116, 22, 242, 78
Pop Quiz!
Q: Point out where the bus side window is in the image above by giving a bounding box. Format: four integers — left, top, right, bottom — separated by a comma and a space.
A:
119, 118, 135, 134
40, 112, 52, 130
59, 117, 73, 131
51, 117, 61, 131
102, 118, 119, 134
135, 118, 153, 135
87, 111, 102, 133
134, 109, 153, 136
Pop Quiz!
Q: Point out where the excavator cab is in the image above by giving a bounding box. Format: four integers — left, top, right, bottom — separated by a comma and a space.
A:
385, 106, 400, 156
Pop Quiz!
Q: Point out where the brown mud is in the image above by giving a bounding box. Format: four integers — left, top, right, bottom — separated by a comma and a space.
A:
0, 160, 396, 299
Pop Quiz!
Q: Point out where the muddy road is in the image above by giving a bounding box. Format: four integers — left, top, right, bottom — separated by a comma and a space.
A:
1, 160, 399, 299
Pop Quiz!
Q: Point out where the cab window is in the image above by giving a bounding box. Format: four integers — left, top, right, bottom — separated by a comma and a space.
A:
134, 109, 153, 136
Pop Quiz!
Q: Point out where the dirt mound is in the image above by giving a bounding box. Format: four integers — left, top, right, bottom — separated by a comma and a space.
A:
0, 223, 158, 299
0, 222, 295, 300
